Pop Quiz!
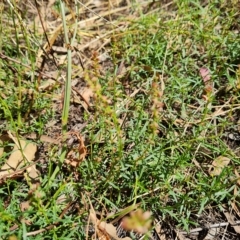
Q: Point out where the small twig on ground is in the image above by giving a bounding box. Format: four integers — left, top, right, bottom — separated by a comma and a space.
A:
26, 201, 76, 236
179, 220, 240, 235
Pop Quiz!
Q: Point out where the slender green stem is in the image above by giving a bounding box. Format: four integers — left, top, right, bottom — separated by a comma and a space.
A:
48, 0, 76, 185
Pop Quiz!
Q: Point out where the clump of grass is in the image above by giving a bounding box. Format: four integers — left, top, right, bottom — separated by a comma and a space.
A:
0, 3, 53, 134
80, 0, 240, 232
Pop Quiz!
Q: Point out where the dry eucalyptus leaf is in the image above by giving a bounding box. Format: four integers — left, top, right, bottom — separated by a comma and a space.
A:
0, 139, 37, 179
209, 156, 231, 176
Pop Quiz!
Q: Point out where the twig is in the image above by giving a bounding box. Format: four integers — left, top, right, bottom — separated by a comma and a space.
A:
26, 201, 76, 236
0, 158, 42, 181
180, 221, 240, 235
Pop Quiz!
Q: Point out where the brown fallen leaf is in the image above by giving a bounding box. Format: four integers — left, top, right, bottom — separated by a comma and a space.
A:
82, 87, 94, 105
235, 168, 240, 186
208, 156, 231, 176
39, 79, 56, 91
0, 133, 38, 180
20, 201, 31, 212
65, 133, 87, 167
99, 221, 130, 240
26, 133, 60, 144
89, 201, 131, 240
223, 210, 240, 234
72, 86, 93, 110
231, 186, 240, 217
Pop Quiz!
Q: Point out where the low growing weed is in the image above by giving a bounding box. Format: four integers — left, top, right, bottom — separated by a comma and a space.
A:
81, 0, 240, 233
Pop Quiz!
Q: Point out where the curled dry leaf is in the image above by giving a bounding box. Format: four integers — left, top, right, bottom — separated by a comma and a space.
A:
209, 156, 231, 176
65, 133, 87, 167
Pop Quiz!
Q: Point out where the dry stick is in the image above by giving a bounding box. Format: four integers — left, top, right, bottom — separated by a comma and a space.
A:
0, 158, 42, 181
189, 101, 240, 124
33, 0, 58, 67
76, 0, 119, 28
146, 1, 174, 15
222, 224, 228, 240
179, 221, 240, 235
26, 201, 76, 236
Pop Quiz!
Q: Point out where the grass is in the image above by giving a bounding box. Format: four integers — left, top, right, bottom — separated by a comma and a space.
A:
0, 0, 240, 239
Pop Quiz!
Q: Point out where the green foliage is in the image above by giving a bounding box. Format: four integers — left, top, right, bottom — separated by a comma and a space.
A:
1, 0, 240, 238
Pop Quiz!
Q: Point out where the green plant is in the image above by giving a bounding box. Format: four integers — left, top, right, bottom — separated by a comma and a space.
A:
1, 0, 240, 238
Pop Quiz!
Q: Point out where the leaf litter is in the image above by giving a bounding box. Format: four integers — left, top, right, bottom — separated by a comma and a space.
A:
89, 200, 131, 240
208, 156, 231, 177
0, 131, 38, 181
